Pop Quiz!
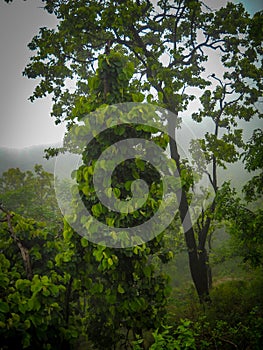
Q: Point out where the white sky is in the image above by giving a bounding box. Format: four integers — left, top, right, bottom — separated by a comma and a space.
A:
0, 0, 262, 149
0, 0, 65, 149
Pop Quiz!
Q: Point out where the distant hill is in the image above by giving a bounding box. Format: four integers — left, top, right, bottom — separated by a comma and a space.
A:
0, 143, 251, 191
0, 144, 56, 175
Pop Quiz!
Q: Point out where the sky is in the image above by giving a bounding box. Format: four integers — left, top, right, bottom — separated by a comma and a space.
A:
0, 0, 65, 149
0, 0, 262, 149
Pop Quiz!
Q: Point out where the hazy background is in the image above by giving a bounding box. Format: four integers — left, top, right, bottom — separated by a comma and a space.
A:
0, 0, 65, 149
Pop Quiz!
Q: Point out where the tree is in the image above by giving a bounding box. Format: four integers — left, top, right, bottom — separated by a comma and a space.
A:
53, 47, 176, 350
0, 202, 77, 349
14, 0, 263, 302
0, 165, 62, 227
0, 166, 96, 349
215, 128, 263, 268
242, 128, 263, 203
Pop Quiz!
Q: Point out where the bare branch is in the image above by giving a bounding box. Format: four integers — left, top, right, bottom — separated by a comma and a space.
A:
203, 169, 217, 193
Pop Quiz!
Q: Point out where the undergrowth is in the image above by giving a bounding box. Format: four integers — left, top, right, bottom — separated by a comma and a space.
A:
132, 269, 263, 350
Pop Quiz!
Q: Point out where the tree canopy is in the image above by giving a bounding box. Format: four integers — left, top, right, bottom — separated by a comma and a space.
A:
18, 0, 263, 302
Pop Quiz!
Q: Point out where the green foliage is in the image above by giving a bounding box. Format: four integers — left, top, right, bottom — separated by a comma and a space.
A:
242, 128, 263, 201
209, 277, 263, 323
57, 54, 174, 349
0, 209, 79, 349
0, 167, 87, 349
19, 0, 263, 303
2, 1, 263, 347
133, 321, 197, 350
0, 165, 62, 226
22, 0, 262, 129
53, 220, 173, 349
215, 182, 263, 267
71, 50, 137, 119
204, 275, 263, 350
161, 274, 263, 350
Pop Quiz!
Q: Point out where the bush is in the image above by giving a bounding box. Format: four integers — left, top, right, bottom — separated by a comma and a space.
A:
141, 272, 263, 350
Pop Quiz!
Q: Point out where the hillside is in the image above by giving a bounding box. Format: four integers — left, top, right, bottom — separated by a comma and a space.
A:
0, 144, 56, 175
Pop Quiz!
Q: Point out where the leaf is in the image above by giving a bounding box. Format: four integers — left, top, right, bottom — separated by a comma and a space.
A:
114, 125, 126, 136
146, 94, 153, 103
113, 187, 121, 198
81, 237, 89, 247
158, 91, 163, 102
117, 284, 125, 294
22, 333, 31, 348
63, 251, 72, 262
135, 158, 145, 171
63, 227, 73, 240
143, 265, 151, 278
31, 281, 42, 294
82, 185, 90, 196
0, 301, 9, 313
18, 303, 28, 314
15, 279, 30, 291
91, 202, 103, 217
132, 92, 145, 102
42, 287, 50, 296
107, 257, 113, 267
49, 285, 59, 297
106, 217, 115, 226
28, 297, 41, 311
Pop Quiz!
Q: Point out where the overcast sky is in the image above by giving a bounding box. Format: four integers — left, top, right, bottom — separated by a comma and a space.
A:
0, 0, 262, 149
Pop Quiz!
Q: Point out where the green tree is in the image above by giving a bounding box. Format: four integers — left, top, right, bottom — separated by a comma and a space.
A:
242, 128, 263, 203
0, 165, 62, 226
215, 128, 263, 268
0, 206, 80, 349
0, 167, 90, 349
53, 48, 175, 349
9, 0, 263, 302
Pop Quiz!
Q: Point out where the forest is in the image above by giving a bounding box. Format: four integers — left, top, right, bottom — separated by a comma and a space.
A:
0, 0, 262, 349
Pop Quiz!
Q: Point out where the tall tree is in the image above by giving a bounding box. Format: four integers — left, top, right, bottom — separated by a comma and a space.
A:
17, 0, 263, 302
55, 45, 174, 350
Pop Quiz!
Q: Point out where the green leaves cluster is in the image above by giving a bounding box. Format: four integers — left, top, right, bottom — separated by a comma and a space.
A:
4, 0, 263, 329
0, 209, 76, 349
64, 85, 174, 350
56, 220, 173, 349
242, 129, 263, 201
215, 182, 263, 267
0, 165, 62, 226
71, 50, 137, 119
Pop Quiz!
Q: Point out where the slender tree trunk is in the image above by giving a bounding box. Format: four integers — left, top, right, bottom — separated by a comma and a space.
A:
65, 275, 73, 325
143, 48, 211, 300
167, 115, 211, 303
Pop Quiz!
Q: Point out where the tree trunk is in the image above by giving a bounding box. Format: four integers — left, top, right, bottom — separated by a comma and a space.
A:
167, 115, 211, 303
